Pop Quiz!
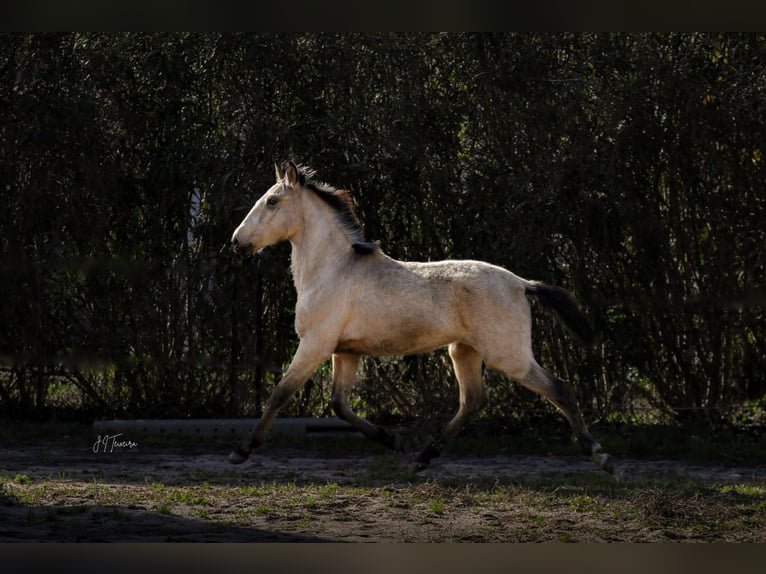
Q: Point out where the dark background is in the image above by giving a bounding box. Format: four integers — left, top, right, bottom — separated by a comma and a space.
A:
1, 33, 763, 430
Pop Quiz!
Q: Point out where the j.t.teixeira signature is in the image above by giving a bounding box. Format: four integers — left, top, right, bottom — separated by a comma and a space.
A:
92, 433, 138, 453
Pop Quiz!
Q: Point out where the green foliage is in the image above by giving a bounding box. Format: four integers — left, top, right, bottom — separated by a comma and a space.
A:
0, 33, 764, 427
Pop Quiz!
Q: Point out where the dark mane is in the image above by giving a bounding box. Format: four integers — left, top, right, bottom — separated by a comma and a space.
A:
286, 162, 379, 255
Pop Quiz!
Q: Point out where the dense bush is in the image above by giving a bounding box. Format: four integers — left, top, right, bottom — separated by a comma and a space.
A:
1, 33, 763, 426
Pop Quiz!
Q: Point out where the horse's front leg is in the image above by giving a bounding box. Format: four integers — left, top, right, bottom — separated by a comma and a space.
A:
228, 339, 331, 464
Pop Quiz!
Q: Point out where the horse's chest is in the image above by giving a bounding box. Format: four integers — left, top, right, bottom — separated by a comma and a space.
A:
293, 291, 341, 339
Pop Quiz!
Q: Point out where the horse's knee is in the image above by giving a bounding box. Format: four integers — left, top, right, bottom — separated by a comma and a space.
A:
330, 393, 343, 414
463, 390, 487, 416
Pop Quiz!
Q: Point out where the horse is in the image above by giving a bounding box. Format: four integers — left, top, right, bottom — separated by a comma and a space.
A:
229, 160, 613, 474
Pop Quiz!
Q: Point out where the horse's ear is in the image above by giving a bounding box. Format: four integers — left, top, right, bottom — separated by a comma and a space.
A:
285, 160, 300, 187
275, 162, 284, 182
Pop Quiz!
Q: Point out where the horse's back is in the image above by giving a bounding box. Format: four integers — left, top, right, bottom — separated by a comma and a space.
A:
338, 254, 532, 358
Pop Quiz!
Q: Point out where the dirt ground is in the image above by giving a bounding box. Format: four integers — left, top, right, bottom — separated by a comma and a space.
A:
2, 432, 765, 542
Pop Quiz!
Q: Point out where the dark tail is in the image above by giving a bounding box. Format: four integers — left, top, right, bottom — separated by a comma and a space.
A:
525, 281, 595, 346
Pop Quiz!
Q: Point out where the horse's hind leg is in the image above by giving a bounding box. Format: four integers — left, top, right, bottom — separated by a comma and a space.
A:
415, 343, 486, 469
519, 360, 613, 473
330, 353, 403, 451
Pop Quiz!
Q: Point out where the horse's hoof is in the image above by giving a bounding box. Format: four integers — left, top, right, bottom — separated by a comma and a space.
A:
228, 449, 249, 465
412, 447, 438, 473
593, 452, 614, 474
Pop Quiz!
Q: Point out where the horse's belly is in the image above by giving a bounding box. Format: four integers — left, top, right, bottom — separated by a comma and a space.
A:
335, 330, 454, 357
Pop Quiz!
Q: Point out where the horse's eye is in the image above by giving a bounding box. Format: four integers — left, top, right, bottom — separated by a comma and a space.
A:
266, 197, 279, 207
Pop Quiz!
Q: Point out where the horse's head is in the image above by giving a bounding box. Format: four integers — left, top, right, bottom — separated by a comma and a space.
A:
231, 160, 304, 256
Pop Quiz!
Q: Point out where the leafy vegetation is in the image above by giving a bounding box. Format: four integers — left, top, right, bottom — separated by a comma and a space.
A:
0, 33, 763, 430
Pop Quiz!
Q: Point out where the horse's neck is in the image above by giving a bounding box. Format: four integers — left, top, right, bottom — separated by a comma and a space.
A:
289, 198, 351, 295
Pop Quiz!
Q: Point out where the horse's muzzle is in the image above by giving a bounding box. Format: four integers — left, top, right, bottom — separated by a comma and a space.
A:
231, 236, 255, 257
231, 237, 245, 255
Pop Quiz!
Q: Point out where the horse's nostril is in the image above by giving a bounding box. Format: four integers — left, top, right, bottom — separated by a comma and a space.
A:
231, 237, 239, 253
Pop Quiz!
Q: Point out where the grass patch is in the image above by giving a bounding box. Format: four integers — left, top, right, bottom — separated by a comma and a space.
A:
429, 498, 445, 515
253, 504, 276, 516
562, 493, 598, 512
166, 489, 209, 506
317, 481, 339, 498
240, 485, 261, 496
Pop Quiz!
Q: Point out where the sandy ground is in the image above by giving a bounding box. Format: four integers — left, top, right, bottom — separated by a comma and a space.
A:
2, 436, 765, 541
